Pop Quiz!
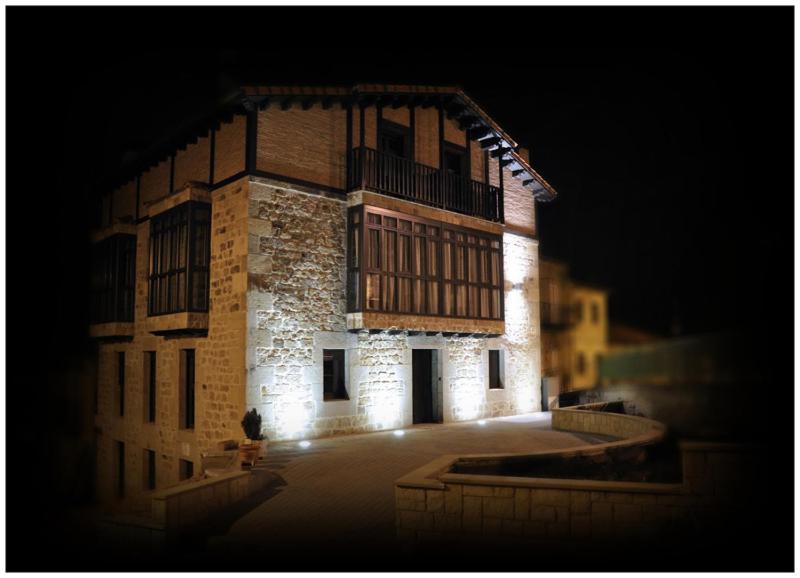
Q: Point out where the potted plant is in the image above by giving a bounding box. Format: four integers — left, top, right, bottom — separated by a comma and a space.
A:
239, 408, 267, 467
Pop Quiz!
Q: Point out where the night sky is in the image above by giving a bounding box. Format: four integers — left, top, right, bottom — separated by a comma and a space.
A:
5, 6, 794, 571
7, 5, 794, 388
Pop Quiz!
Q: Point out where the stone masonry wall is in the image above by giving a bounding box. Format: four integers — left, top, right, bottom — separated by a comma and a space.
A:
94, 178, 249, 511
246, 178, 349, 441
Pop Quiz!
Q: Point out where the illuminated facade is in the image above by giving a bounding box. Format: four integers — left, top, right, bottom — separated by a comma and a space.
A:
90, 85, 557, 506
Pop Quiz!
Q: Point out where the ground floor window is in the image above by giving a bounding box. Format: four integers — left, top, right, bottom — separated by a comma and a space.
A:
114, 441, 125, 499
489, 349, 504, 389
323, 349, 348, 401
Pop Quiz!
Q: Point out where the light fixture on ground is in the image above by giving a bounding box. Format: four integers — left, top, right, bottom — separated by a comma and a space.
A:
393, 430, 405, 437
478, 419, 487, 426
298, 440, 311, 449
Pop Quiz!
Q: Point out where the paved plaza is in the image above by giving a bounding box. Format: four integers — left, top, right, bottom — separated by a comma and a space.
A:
210, 413, 610, 553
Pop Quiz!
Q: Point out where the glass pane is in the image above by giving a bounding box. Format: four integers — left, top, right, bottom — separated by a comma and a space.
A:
383, 275, 396, 311
368, 213, 381, 225
384, 230, 396, 272
366, 274, 380, 310
399, 235, 411, 274
427, 281, 439, 315
442, 242, 452, 280
492, 289, 501, 319
368, 229, 381, 269
456, 246, 466, 280
428, 226, 439, 237
413, 279, 425, 314
468, 246, 478, 282
443, 282, 454, 316
347, 270, 360, 311
469, 286, 479, 318
414, 223, 426, 234
399, 220, 412, 231
481, 288, 490, 318
413, 237, 425, 276
480, 249, 489, 283
398, 278, 411, 313
456, 285, 467, 316
427, 240, 438, 277
491, 252, 500, 286
384, 216, 397, 228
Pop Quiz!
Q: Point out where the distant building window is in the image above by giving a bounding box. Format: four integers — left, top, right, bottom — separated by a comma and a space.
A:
591, 302, 600, 324
179, 459, 194, 481
576, 352, 586, 375
488, 350, 504, 389
117, 352, 125, 417
574, 301, 584, 323
90, 233, 136, 324
148, 201, 211, 316
144, 449, 156, 491
323, 349, 348, 401
180, 349, 195, 430
115, 441, 125, 499
144, 352, 157, 423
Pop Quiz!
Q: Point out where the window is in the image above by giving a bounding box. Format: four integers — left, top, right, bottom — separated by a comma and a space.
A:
180, 349, 195, 430
117, 352, 125, 417
444, 144, 467, 177
378, 121, 409, 158
323, 349, 348, 401
148, 201, 211, 316
144, 352, 156, 423
488, 350, 504, 389
576, 352, 586, 375
179, 459, 194, 481
114, 441, 125, 499
349, 206, 503, 320
144, 449, 156, 490
591, 302, 600, 324
90, 234, 136, 324
574, 300, 584, 323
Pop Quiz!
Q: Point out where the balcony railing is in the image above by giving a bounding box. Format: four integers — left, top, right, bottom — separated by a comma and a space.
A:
348, 147, 504, 223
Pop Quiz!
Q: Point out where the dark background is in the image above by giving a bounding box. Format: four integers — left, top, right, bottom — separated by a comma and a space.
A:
6, 6, 794, 571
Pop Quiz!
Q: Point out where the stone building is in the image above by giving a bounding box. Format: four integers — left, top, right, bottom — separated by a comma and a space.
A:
539, 258, 608, 405
89, 84, 557, 508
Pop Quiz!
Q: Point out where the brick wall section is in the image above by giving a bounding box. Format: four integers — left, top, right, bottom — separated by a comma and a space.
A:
503, 166, 536, 235
382, 106, 410, 126
443, 115, 466, 147
139, 160, 170, 216
415, 107, 439, 168
174, 135, 211, 188
213, 115, 246, 184
257, 106, 347, 190
110, 180, 137, 222
471, 145, 486, 183
94, 177, 249, 511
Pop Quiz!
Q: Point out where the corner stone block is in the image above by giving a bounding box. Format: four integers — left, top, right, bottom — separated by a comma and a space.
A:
463, 485, 494, 497
570, 491, 591, 514
484, 497, 515, 519
532, 488, 571, 507
514, 488, 530, 520
426, 490, 445, 513
445, 485, 462, 514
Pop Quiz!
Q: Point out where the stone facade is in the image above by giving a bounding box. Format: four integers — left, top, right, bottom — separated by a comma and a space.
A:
93, 86, 553, 510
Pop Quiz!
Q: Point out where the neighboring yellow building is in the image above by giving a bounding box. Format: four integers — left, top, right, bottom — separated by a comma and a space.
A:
539, 259, 608, 406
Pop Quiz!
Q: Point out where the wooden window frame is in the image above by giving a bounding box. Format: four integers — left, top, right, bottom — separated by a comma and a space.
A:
347, 205, 504, 320
148, 201, 211, 317
90, 233, 136, 324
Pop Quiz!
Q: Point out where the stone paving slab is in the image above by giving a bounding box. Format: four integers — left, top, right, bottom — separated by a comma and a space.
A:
213, 413, 612, 550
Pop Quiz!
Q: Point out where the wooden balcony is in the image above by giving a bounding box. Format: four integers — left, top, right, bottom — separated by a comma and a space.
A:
347, 147, 504, 223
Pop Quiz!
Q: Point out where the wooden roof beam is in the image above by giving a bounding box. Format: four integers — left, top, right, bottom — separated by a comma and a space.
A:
490, 146, 512, 158
479, 136, 502, 149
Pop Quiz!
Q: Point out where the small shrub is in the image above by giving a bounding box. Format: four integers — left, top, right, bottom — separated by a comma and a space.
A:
241, 408, 264, 441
